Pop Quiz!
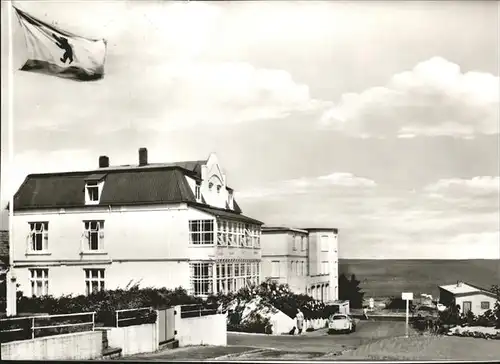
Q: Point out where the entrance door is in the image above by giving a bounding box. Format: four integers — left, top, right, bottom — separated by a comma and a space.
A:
462, 301, 472, 315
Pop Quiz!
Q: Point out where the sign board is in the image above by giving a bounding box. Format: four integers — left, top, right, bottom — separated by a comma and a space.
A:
402, 292, 413, 300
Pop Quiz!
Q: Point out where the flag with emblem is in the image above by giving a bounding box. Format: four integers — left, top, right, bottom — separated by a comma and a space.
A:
14, 6, 107, 81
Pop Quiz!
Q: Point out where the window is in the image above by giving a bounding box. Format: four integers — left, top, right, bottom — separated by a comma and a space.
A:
217, 185, 221, 193
228, 191, 233, 206
321, 261, 329, 275
83, 220, 104, 251
301, 236, 307, 251
320, 235, 329, 252
195, 183, 201, 200
215, 260, 259, 294
481, 301, 490, 310
209, 182, 213, 190
292, 235, 297, 251
190, 262, 213, 296
85, 269, 105, 295
302, 261, 306, 276
28, 222, 48, 251
189, 220, 214, 245
29, 269, 48, 297
271, 260, 280, 277
86, 182, 99, 201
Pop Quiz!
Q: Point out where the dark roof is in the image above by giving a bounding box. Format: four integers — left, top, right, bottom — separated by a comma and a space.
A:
262, 226, 309, 234
193, 205, 263, 225
0, 230, 8, 265
305, 228, 339, 233
13, 162, 245, 217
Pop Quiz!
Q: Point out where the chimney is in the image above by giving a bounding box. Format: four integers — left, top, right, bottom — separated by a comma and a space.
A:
99, 155, 109, 168
139, 147, 148, 166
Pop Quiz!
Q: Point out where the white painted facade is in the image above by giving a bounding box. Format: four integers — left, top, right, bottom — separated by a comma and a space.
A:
261, 227, 339, 302
11, 153, 262, 298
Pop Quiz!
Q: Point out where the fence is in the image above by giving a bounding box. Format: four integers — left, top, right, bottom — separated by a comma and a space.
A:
180, 303, 219, 319
115, 307, 153, 328
157, 306, 175, 344
0, 312, 96, 344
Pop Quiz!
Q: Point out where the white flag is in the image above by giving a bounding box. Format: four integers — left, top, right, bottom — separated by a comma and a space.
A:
14, 6, 107, 81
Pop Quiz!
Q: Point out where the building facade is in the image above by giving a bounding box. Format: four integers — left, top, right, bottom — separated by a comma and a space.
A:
261, 226, 339, 302
11, 149, 263, 298
439, 281, 498, 316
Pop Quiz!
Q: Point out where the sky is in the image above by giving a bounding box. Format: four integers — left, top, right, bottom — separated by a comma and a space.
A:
1, 0, 499, 259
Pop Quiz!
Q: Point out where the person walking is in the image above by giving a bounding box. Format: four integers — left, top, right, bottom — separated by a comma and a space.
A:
363, 306, 369, 320
296, 308, 305, 335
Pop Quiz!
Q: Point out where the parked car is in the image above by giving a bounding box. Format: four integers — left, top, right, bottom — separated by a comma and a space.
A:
328, 314, 356, 334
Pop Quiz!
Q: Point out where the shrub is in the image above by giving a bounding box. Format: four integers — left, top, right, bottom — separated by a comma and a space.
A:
15, 285, 199, 326
227, 312, 270, 334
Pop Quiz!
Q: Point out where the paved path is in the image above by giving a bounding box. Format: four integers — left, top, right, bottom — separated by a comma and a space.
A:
126, 321, 416, 361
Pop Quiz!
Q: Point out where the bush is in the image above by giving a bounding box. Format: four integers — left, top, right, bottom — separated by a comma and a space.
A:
227, 312, 270, 334
15, 285, 200, 326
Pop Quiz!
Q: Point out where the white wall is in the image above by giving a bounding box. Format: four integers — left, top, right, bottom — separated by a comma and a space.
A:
174, 306, 227, 347
107, 323, 158, 356
14, 261, 190, 297
12, 204, 190, 264
456, 293, 498, 316
0, 331, 102, 360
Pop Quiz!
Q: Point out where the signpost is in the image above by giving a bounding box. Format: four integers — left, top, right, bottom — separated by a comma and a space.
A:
402, 292, 413, 338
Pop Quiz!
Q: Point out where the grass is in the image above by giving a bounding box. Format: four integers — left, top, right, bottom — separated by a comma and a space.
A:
339, 259, 500, 298
336, 335, 500, 360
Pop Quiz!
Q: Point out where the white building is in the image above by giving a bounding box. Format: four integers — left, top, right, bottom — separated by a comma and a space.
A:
439, 281, 498, 316
261, 226, 339, 302
11, 148, 263, 298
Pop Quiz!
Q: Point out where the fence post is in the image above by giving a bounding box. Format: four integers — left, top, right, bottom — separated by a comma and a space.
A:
31, 317, 35, 339
115, 311, 119, 328
92, 312, 95, 331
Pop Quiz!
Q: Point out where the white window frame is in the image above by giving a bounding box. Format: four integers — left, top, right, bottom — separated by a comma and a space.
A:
29, 268, 48, 297
320, 235, 329, 252
301, 236, 307, 251
83, 220, 105, 251
321, 260, 328, 275
189, 220, 214, 245
84, 268, 105, 295
190, 262, 213, 296
84, 180, 104, 205
195, 183, 201, 201
28, 222, 49, 252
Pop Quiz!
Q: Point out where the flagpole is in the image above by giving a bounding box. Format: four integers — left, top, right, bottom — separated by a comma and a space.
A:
6, 0, 17, 317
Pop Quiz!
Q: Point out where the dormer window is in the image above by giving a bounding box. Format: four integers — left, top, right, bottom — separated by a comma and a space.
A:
217, 185, 221, 193
228, 191, 234, 205
209, 182, 213, 190
86, 182, 99, 202
84, 173, 106, 205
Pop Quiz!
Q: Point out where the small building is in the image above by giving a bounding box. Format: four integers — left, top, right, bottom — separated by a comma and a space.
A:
10, 149, 263, 298
260, 226, 339, 302
439, 281, 498, 316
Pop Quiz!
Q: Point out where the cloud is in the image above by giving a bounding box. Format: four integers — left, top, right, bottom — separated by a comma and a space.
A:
237, 174, 499, 259
424, 176, 500, 196
13, 60, 328, 134
320, 57, 499, 138
237, 172, 377, 199
1, 149, 96, 205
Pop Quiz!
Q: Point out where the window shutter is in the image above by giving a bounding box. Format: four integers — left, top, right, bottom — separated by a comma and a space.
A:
27, 232, 33, 252
43, 231, 49, 250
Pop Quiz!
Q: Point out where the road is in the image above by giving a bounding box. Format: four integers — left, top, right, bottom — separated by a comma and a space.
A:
227, 320, 413, 354
126, 320, 415, 361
